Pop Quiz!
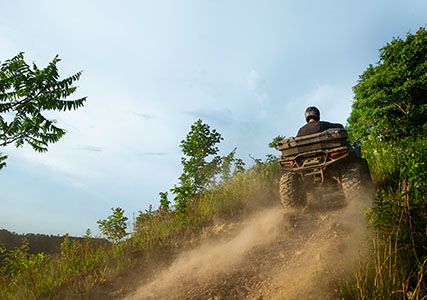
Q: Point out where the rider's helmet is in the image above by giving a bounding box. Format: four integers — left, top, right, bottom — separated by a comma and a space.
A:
304, 106, 320, 122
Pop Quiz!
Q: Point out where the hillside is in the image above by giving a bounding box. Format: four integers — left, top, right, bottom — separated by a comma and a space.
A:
122, 193, 372, 299
0, 142, 425, 299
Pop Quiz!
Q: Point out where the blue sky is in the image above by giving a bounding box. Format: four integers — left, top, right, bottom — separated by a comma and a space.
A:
1, 0, 426, 236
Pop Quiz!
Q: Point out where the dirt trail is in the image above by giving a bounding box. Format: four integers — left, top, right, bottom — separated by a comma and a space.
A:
124, 193, 371, 300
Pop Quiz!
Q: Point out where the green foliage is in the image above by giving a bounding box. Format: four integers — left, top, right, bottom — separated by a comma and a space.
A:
60, 235, 78, 258
268, 135, 285, 149
234, 158, 245, 173
220, 147, 245, 181
133, 205, 155, 235
172, 119, 223, 212
0, 241, 47, 285
348, 27, 427, 143
0, 52, 86, 169
0, 232, 114, 299
221, 148, 236, 181
159, 192, 170, 213
368, 140, 427, 261
85, 228, 92, 238
97, 207, 129, 243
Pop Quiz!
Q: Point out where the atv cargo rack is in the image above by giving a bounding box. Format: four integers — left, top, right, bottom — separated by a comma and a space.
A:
278, 128, 348, 156
278, 128, 350, 174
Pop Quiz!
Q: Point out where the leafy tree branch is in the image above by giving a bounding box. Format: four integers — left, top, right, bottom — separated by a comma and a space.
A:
0, 52, 86, 169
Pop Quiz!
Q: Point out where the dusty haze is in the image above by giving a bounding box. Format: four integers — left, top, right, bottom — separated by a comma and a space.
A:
125, 190, 372, 299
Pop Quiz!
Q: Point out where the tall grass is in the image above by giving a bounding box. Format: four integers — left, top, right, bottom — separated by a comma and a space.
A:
344, 138, 427, 299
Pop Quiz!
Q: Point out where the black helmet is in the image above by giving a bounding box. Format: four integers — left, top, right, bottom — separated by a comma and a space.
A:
304, 106, 320, 122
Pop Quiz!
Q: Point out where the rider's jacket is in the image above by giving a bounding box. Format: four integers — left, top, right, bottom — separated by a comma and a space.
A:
296, 121, 344, 137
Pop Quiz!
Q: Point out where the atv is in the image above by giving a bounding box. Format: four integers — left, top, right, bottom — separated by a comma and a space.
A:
277, 128, 371, 209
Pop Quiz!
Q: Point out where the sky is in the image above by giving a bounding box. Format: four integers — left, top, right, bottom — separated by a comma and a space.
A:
0, 0, 426, 236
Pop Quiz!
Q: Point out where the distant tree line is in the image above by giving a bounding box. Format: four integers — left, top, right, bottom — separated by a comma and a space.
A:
0, 229, 108, 255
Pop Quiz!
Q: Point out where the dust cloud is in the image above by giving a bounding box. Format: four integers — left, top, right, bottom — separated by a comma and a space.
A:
126, 208, 283, 299
124, 189, 373, 300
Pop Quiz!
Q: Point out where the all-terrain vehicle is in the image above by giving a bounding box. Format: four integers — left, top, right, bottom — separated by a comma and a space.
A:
277, 128, 371, 209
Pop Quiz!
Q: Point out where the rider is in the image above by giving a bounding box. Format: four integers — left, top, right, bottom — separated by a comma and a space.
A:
297, 106, 344, 137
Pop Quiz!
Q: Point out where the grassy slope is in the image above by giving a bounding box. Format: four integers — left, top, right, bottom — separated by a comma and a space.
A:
343, 138, 427, 299
0, 139, 425, 299
0, 160, 281, 299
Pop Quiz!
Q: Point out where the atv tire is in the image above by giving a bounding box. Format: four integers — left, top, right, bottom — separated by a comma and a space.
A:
341, 162, 363, 204
279, 172, 307, 209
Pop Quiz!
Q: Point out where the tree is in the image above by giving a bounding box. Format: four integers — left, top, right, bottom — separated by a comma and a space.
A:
97, 207, 129, 243
347, 27, 427, 143
0, 52, 86, 169
84, 228, 92, 239
159, 191, 170, 213
172, 119, 223, 211
220, 147, 245, 181
233, 157, 245, 174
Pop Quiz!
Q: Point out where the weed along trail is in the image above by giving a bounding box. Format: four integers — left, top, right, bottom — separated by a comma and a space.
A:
123, 192, 371, 300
